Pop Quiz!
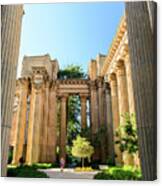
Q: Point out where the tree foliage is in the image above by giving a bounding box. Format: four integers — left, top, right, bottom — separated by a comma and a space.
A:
92, 125, 107, 148
71, 135, 94, 167
58, 64, 86, 79
67, 95, 81, 146
115, 113, 138, 154
58, 65, 86, 147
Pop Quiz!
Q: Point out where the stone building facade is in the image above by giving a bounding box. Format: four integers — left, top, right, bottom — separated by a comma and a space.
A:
9, 16, 140, 166
90, 16, 139, 166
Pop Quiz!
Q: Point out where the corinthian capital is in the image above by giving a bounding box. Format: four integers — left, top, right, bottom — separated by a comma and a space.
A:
115, 60, 126, 76
97, 76, 104, 88
17, 77, 29, 90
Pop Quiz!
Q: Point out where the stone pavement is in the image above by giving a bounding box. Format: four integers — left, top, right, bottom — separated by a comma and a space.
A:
39, 168, 99, 179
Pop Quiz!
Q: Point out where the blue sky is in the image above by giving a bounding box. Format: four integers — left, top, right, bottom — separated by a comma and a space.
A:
18, 2, 124, 77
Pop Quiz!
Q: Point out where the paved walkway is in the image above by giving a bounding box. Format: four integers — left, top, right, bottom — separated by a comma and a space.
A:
39, 168, 99, 179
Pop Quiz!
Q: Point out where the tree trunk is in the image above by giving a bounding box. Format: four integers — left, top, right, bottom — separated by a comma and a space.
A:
125, 2, 157, 180
82, 158, 84, 168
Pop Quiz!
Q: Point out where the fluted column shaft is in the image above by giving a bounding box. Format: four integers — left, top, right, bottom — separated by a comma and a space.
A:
47, 84, 57, 162
39, 81, 49, 162
116, 62, 134, 165
1, 5, 23, 176
90, 82, 98, 134
97, 77, 104, 127
12, 79, 29, 164
125, 56, 135, 114
109, 74, 122, 165
126, 2, 157, 179
125, 56, 140, 166
90, 81, 100, 160
60, 96, 68, 160
80, 95, 87, 129
116, 64, 129, 116
10, 110, 17, 146
105, 83, 115, 162
97, 77, 106, 163
26, 84, 43, 164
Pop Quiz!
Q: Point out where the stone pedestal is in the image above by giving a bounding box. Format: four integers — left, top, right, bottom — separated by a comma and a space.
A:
1, 5, 23, 176
12, 79, 29, 164
60, 95, 68, 161
109, 73, 122, 165
80, 95, 87, 129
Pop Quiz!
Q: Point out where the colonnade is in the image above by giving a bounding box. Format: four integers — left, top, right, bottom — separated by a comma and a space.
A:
89, 78, 114, 163
108, 56, 137, 166
10, 76, 95, 165
10, 55, 138, 167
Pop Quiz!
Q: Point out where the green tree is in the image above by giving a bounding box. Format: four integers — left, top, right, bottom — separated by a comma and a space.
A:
58, 65, 87, 163
115, 113, 138, 155
71, 135, 94, 167
58, 65, 86, 145
58, 64, 86, 79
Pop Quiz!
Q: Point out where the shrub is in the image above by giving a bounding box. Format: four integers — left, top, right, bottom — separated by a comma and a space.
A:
91, 160, 100, 170
7, 165, 49, 178
75, 167, 94, 172
8, 147, 13, 164
31, 163, 57, 169
106, 157, 115, 167
94, 166, 142, 180
115, 113, 138, 155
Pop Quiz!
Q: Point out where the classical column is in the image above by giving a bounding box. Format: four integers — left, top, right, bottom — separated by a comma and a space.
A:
125, 55, 141, 167
90, 81, 100, 160
60, 95, 68, 161
104, 82, 115, 163
97, 77, 106, 163
116, 60, 134, 165
126, 2, 157, 180
1, 5, 23, 176
10, 105, 18, 147
97, 77, 105, 126
10, 89, 20, 148
90, 81, 98, 135
12, 78, 29, 164
26, 80, 44, 164
80, 94, 87, 129
109, 73, 122, 165
47, 82, 58, 162
125, 55, 135, 114
39, 81, 50, 162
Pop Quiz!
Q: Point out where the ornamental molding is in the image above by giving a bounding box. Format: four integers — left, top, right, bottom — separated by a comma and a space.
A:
101, 16, 127, 76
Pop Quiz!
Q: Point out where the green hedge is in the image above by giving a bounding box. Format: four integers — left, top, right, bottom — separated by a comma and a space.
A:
94, 166, 142, 180
31, 163, 58, 169
7, 165, 49, 178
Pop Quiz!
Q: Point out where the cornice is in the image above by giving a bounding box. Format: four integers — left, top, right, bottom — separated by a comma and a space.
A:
101, 16, 127, 76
